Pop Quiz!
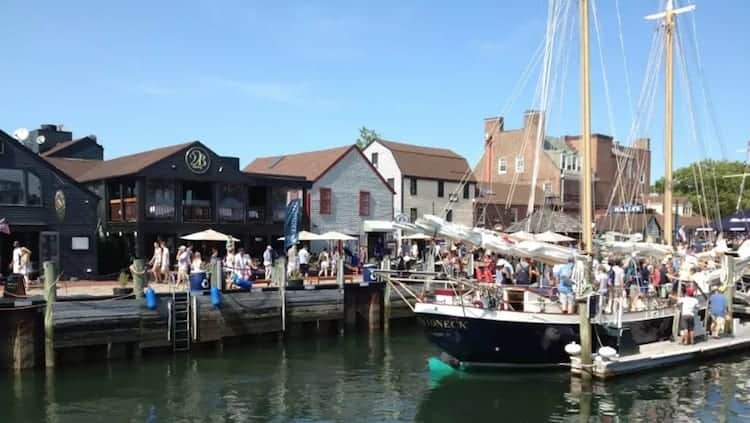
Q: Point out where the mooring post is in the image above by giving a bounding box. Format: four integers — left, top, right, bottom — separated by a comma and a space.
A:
212, 261, 222, 290
336, 257, 344, 288
43, 261, 57, 368
577, 295, 592, 379
278, 257, 287, 332
133, 258, 145, 300
425, 242, 435, 292
382, 257, 391, 332
723, 254, 735, 335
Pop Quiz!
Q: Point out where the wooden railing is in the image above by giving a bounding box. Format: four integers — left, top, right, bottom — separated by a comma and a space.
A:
246, 207, 266, 221
109, 198, 137, 222
218, 207, 244, 223
183, 205, 212, 222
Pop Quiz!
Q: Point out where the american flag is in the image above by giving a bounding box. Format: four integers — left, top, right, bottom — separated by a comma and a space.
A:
0, 218, 9, 235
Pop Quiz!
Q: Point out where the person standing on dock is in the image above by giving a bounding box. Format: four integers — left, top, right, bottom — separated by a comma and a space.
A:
556, 257, 575, 314
298, 245, 310, 278
149, 241, 162, 284
160, 240, 170, 285
11, 240, 22, 275
709, 286, 728, 338
318, 248, 330, 277
263, 245, 274, 280
677, 290, 699, 345
176, 246, 190, 288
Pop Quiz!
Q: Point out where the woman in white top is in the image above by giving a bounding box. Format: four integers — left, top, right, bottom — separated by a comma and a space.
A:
149, 242, 162, 284
160, 242, 170, 279
190, 252, 204, 273
19, 247, 31, 289
176, 246, 190, 287
318, 249, 330, 277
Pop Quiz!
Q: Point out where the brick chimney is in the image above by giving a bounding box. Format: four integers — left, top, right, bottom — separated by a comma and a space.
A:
632, 137, 650, 150
32, 124, 73, 154
483, 116, 504, 138
523, 110, 544, 133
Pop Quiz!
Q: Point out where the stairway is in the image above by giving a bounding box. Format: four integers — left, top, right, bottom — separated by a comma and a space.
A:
171, 291, 191, 352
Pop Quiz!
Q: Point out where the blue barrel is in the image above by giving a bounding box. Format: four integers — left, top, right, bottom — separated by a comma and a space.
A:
145, 287, 157, 310
362, 264, 377, 282
210, 286, 222, 307
189, 272, 208, 292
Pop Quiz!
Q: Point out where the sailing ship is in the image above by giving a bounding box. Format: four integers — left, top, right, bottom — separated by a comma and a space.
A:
383, 0, 722, 368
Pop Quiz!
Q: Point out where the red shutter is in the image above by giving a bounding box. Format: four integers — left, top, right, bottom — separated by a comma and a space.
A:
320, 188, 332, 215
305, 191, 311, 217
359, 191, 370, 216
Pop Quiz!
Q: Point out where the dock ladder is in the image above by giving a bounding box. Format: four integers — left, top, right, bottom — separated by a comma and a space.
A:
168, 288, 192, 352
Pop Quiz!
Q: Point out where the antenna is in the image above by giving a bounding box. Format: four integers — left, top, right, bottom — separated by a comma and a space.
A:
36, 135, 46, 145
12, 128, 29, 142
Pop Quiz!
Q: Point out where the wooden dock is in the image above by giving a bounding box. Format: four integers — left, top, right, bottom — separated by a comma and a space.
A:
571, 321, 750, 379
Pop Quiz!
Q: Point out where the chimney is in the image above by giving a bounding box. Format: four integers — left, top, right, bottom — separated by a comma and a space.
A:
484, 116, 504, 138
632, 137, 650, 150
32, 123, 73, 154
523, 110, 544, 132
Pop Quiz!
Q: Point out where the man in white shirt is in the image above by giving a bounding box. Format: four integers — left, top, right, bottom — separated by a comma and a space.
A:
11, 241, 22, 274
160, 240, 170, 282
298, 245, 310, 277
263, 246, 274, 280
234, 248, 248, 281
176, 246, 190, 288
677, 290, 699, 345
411, 242, 419, 260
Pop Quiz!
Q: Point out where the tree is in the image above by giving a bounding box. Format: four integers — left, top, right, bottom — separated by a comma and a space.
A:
651, 159, 750, 219
355, 126, 381, 149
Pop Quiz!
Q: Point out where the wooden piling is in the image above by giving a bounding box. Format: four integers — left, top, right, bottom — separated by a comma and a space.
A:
43, 261, 57, 368
577, 296, 592, 379
132, 259, 145, 300
336, 257, 344, 288
724, 254, 735, 335
277, 257, 287, 332
382, 257, 391, 331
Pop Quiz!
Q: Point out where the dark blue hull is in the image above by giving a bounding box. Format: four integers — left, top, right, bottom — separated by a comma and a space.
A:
417, 312, 676, 367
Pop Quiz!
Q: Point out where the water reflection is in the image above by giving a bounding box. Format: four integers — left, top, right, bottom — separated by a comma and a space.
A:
0, 327, 748, 422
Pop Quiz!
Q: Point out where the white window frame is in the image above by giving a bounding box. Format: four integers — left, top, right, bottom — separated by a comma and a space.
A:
498, 158, 507, 175
515, 155, 525, 173
542, 182, 552, 193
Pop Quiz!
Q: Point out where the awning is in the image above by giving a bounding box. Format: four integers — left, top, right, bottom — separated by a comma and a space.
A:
363, 220, 393, 233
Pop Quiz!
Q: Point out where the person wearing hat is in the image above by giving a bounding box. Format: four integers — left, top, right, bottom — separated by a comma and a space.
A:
176, 246, 190, 288
709, 284, 728, 338
556, 257, 576, 314
263, 245, 274, 280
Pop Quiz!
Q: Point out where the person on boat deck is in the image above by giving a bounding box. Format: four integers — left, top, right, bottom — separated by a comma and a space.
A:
709, 285, 728, 338
529, 259, 540, 285
496, 258, 513, 285
318, 248, 331, 277
595, 265, 610, 313
515, 259, 531, 285
677, 289, 699, 345
556, 257, 575, 314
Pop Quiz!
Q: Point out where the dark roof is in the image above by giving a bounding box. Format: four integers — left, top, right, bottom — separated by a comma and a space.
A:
243, 145, 395, 193
507, 208, 582, 233
41, 136, 98, 158
43, 157, 102, 180
376, 140, 476, 182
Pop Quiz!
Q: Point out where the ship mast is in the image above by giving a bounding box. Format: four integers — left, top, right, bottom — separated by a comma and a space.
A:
580, 0, 593, 254
646, 0, 695, 247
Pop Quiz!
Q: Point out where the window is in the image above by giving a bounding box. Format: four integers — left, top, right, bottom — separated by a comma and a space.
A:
475, 185, 480, 198
515, 155, 525, 173
639, 171, 646, 184
359, 191, 370, 216
542, 182, 552, 193
437, 181, 445, 198
146, 180, 176, 219
319, 188, 332, 215
409, 178, 417, 196
387, 178, 395, 188
511, 208, 519, 222
410, 207, 418, 222
446, 210, 453, 222
498, 158, 507, 175
0, 168, 42, 206
463, 183, 470, 199
371, 152, 379, 167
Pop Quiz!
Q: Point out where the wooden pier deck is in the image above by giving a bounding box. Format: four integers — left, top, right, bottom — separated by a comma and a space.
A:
571, 321, 750, 379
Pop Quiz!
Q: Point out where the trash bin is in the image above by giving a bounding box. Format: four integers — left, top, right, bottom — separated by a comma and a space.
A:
362, 264, 377, 282
189, 272, 209, 292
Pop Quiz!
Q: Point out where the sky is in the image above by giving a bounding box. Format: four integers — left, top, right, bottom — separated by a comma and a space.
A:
0, 0, 747, 181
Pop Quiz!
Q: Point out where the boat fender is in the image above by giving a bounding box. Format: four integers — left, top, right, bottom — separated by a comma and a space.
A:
472, 300, 484, 309
598, 346, 617, 360
145, 287, 157, 310
564, 342, 581, 356
210, 286, 222, 307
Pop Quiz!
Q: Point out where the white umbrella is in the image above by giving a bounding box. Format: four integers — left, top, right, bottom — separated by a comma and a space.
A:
277, 231, 322, 241
536, 231, 575, 243
318, 231, 357, 241
403, 232, 433, 240
510, 230, 537, 241
181, 229, 239, 242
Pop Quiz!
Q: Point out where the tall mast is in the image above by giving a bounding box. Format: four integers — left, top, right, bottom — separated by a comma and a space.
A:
646, 0, 695, 247
580, 0, 593, 254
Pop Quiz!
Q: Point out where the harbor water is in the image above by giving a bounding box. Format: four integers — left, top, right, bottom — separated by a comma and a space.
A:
1, 325, 750, 422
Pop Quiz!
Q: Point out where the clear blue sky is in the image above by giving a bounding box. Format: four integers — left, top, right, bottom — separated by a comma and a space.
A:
1, 0, 747, 181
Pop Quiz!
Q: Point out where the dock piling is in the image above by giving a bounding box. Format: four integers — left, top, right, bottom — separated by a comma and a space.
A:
336, 257, 344, 288
723, 254, 735, 335
132, 259, 145, 300
382, 257, 391, 331
43, 261, 57, 368
577, 296, 592, 378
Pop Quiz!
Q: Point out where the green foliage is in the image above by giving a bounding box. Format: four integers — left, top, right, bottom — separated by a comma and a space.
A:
355, 126, 381, 149
651, 159, 750, 219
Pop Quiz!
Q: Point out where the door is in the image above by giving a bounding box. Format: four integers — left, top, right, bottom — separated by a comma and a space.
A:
39, 231, 60, 270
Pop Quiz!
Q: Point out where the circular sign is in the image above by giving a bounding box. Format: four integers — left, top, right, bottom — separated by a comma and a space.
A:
185, 146, 211, 174
54, 190, 66, 222
395, 213, 409, 224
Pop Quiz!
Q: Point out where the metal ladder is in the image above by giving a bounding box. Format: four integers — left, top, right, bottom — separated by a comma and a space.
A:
169, 289, 191, 352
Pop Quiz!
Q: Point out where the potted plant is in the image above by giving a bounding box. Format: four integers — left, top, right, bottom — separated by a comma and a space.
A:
113, 269, 134, 296
286, 270, 304, 289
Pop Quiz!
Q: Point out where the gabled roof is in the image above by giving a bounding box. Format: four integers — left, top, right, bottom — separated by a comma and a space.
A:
41, 135, 99, 158
375, 140, 476, 182
506, 208, 582, 233
244, 145, 395, 193
52, 142, 194, 182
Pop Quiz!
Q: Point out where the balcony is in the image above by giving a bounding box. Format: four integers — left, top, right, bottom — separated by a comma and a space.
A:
218, 206, 244, 223
109, 198, 137, 223
146, 203, 175, 220
183, 205, 212, 222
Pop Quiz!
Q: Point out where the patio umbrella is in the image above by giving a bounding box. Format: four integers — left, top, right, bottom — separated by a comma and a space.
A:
277, 231, 322, 241
318, 231, 357, 241
402, 232, 433, 240
536, 231, 575, 243
181, 229, 239, 242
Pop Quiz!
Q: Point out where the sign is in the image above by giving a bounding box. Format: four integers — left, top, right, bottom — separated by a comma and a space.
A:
284, 199, 302, 249
185, 146, 211, 174
54, 190, 66, 221
395, 213, 409, 224
71, 237, 89, 250
610, 203, 644, 214
3, 274, 26, 298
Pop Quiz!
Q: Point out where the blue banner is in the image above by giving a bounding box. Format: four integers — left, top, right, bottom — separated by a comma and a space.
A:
284, 199, 302, 249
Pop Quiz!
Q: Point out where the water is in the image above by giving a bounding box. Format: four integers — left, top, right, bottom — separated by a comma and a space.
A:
1, 325, 750, 422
